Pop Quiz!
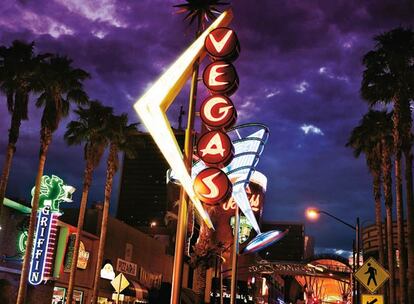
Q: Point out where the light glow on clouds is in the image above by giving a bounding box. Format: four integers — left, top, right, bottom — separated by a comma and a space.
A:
91, 30, 107, 39
300, 124, 324, 136
265, 89, 281, 98
318, 66, 349, 82
315, 247, 353, 258
55, 0, 126, 27
295, 81, 309, 93
0, 10, 74, 38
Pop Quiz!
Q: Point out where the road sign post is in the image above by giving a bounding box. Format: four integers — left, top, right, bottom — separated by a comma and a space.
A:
354, 257, 390, 294
111, 273, 129, 304
361, 294, 384, 304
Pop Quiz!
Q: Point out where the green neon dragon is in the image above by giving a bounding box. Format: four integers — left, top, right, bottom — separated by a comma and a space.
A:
31, 175, 75, 212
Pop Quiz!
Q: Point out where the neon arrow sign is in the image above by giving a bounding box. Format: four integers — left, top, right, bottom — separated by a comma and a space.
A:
134, 10, 234, 229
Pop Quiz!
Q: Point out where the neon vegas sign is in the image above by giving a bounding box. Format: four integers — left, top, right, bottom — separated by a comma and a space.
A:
169, 125, 269, 233
193, 27, 240, 206
134, 10, 234, 229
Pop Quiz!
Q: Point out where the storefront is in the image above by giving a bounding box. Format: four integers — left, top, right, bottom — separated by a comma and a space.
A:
1, 188, 185, 304
51, 221, 99, 304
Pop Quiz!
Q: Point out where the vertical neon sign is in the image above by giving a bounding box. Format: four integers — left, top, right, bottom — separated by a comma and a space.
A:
28, 175, 75, 285
193, 27, 240, 206
29, 205, 53, 285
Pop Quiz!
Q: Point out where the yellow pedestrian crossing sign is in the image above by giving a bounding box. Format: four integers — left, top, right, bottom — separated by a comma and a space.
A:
361, 294, 383, 304
354, 257, 390, 293
111, 273, 130, 293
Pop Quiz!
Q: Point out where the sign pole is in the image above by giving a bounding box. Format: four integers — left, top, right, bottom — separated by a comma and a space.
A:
230, 206, 240, 304
170, 59, 200, 304
117, 274, 121, 304
356, 217, 360, 304
220, 256, 224, 304
352, 239, 356, 304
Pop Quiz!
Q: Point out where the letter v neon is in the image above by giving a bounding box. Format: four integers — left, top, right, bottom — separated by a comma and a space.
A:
209, 30, 233, 53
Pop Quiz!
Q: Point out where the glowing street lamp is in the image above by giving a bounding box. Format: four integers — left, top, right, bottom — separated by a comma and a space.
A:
306, 208, 320, 221
305, 206, 361, 304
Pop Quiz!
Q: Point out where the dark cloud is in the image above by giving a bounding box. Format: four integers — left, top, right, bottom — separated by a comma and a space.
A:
0, 0, 411, 250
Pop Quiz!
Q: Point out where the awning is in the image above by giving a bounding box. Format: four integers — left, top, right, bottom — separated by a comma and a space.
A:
123, 280, 149, 302
181, 288, 198, 304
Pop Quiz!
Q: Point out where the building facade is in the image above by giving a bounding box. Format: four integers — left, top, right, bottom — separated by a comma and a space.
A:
116, 132, 184, 228
362, 221, 408, 300
0, 198, 190, 304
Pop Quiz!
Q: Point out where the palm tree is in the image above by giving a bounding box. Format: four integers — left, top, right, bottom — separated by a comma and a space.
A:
91, 113, 139, 304
0, 41, 45, 224
16, 55, 89, 304
378, 111, 396, 304
174, 0, 229, 31
361, 27, 414, 303
347, 110, 386, 267
190, 206, 223, 303
64, 101, 113, 303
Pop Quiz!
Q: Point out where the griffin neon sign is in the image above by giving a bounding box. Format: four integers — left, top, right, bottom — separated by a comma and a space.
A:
28, 175, 75, 285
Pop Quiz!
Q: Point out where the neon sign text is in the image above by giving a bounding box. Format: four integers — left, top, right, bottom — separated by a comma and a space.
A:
28, 175, 74, 285
223, 194, 261, 212
29, 205, 53, 285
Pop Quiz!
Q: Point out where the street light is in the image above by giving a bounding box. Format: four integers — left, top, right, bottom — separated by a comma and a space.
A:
305, 207, 361, 304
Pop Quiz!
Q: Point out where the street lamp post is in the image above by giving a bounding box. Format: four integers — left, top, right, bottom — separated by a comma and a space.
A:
306, 208, 361, 304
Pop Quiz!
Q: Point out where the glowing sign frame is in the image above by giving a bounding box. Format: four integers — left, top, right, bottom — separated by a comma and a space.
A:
28, 205, 54, 285
243, 230, 289, 254
28, 175, 74, 285
101, 263, 116, 280
17, 230, 28, 254
192, 124, 270, 233
134, 10, 234, 229
230, 215, 253, 244
169, 124, 269, 233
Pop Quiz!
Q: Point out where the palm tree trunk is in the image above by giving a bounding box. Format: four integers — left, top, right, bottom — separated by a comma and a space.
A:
386, 206, 396, 304
393, 102, 408, 304
0, 102, 23, 226
66, 163, 93, 303
382, 140, 396, 304
91, 146, 117, 304
0, 143, 15, 224
395, 154, 407, 303
373, 171, 385, 266
16, 129, 52, 304
194, 264, 207, 303
403, 151, 414, 304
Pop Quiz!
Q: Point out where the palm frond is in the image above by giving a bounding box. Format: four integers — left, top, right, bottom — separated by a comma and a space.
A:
174, 0, 230, 29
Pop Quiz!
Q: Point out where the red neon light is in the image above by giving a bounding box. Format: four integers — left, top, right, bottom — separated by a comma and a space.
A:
205, 27, 240, 61
194, 168, 232, 206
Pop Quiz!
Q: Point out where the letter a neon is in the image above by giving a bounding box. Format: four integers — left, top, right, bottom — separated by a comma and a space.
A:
200, 133, 226, 157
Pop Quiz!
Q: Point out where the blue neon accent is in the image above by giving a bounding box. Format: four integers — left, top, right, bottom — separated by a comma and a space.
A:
28, 207, 53, 285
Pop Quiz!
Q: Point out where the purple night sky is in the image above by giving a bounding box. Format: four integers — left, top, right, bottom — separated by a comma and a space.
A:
0, 0, 413, 252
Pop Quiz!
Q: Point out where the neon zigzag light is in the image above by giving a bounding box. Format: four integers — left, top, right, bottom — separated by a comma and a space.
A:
134, 10, 233, 229
167, 124, 269, 233
190, 124, 269, 233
